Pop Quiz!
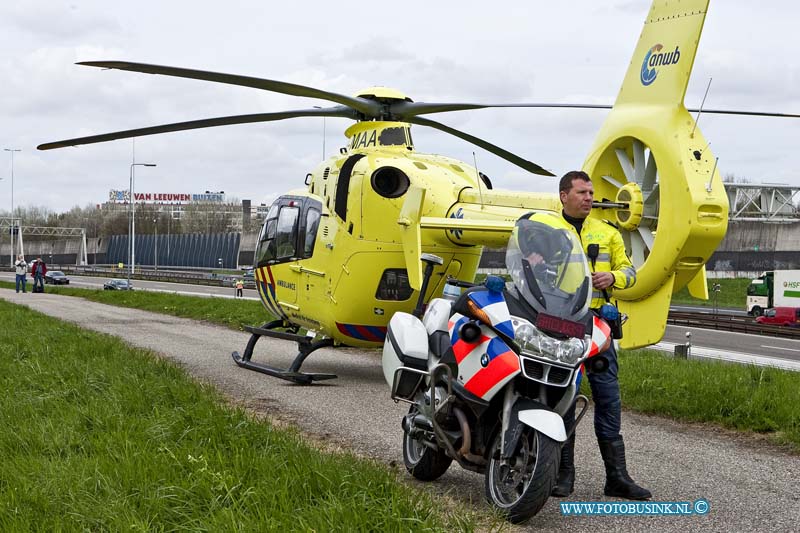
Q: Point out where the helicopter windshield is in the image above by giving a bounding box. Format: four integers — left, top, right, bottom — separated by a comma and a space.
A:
506, 215, 591, 322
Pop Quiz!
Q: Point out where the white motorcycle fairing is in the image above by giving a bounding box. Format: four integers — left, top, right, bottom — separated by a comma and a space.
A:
518, 408, 568, 443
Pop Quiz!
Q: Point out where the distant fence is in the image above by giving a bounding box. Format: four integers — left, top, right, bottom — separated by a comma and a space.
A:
707, 251, 800, 272
105, 233, 241, 268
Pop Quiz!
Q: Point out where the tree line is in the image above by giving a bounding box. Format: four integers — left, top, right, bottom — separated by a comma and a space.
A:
1, 202, 241, 240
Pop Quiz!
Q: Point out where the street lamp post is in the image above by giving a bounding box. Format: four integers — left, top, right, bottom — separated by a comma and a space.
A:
153, 217, 158, 271
4, 148, 21, 266
129, 163, 156, 288
167, 212, 171, 266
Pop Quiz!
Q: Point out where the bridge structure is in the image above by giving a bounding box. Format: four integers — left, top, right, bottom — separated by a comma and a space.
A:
725, 182, 800, 223
0, 217, 87, 267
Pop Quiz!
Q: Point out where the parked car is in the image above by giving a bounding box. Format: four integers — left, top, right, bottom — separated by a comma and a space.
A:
44, 271, 70, 285
221, 276, 238, 287
243, 269, 255, 288
103, 279, 134, 291
755, 307, 800, 326
222, 271, 255, 289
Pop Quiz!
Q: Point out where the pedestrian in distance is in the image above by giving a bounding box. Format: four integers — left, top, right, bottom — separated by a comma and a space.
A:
235, 278, 244, 298
14, 254, 28, 293
32, 257, 47, 293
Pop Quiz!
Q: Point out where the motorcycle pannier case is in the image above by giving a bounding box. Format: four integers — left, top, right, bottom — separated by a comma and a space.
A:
382, 312, 429, 399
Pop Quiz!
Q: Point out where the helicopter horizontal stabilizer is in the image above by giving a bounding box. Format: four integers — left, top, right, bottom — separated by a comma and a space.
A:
685, 265, 709, 300
618, 273, 675, 349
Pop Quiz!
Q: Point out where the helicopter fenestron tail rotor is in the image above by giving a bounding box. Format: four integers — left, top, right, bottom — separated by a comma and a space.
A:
599, 138, 660, 268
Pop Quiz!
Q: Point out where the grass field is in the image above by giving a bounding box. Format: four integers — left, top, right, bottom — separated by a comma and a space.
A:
670, 277, 751, 310
0, 299, 482, 531
615, 350, 799, 449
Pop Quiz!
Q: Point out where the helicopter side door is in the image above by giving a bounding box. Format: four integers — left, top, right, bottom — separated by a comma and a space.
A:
254, 196, 323, 320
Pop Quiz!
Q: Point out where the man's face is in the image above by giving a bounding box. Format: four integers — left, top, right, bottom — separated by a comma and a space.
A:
560, 178, 594, 218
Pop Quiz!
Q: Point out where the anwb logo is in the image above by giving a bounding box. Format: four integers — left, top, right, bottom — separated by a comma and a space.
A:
640, 44, 681, 86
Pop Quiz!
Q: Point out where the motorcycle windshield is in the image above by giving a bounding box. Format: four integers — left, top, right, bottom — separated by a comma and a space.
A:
506, 216, 591, 322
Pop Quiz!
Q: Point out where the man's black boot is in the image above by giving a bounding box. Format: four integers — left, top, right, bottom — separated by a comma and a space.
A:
551, 434, 575, 497
598, 436, 651, 500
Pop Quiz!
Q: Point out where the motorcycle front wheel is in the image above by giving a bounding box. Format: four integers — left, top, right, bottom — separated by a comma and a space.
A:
484, 426, 559, 523
402, 407, 453, 481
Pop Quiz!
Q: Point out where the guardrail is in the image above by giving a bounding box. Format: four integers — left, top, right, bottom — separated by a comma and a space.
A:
31, 265, 257, 289
667, 311, 800, 339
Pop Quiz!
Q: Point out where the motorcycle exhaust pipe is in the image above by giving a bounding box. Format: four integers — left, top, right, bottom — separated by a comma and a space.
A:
453, 407, 486, 465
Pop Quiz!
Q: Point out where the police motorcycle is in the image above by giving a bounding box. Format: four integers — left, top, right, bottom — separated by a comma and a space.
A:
382, 216, 613, 523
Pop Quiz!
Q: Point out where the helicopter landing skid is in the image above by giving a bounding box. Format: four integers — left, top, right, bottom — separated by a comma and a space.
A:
231, 320, 337, 385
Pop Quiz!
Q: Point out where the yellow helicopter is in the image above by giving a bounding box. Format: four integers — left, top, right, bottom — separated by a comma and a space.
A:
39, 0, 795, 384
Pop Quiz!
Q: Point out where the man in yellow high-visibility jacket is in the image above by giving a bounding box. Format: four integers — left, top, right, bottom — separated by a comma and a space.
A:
550, 170, 651, 501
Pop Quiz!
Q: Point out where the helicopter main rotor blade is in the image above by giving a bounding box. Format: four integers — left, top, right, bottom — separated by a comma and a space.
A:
685, 107, 800, 118
76, 62, 800, 121
37, 106, 357, 150
406, 116, 554, 176
392, 102, 613, 118
393, 101, 800, 119
78, 61, 382, 117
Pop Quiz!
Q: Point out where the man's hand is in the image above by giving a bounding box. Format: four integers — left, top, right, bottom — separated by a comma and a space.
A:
592, 271, 615, 290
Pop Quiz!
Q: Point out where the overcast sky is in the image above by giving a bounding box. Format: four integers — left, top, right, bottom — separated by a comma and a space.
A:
1, 1, 797, 213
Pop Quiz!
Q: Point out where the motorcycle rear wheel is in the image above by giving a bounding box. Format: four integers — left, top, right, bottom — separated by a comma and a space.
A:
402, 407, 453, 481
484, 427, 558, 523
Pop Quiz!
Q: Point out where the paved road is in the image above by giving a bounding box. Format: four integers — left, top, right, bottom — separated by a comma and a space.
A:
1, 288, 797, 532
0, 271, 260, 300
660, 326, 800, 370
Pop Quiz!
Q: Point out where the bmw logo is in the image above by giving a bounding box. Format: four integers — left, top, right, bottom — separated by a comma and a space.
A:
480, 353, 489, 367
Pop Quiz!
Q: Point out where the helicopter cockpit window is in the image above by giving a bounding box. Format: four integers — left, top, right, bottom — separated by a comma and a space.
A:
378, 127, 407, 146
303, 208, 321, 258
375, 269, 414, 301
256, 206, 280, 265
275, 206, 299, 259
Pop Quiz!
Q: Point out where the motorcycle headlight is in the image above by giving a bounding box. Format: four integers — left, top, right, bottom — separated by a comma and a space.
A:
556, 336, 588, 365
512, 317, 587, 365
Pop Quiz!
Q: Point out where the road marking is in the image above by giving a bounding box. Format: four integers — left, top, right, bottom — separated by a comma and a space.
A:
760, 345, 800, 353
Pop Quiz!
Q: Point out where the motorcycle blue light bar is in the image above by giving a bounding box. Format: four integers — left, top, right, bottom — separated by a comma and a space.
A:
485, 275, 505, 293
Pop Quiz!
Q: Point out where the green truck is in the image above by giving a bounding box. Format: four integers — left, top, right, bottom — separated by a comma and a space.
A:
746, 270, 800, 316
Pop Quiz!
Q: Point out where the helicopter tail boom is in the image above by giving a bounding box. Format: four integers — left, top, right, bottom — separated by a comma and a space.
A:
583, 0, 729, 349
